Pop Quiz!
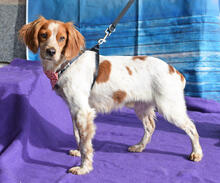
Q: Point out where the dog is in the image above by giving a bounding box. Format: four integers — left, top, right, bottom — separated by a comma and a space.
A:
19, 16, 203, 175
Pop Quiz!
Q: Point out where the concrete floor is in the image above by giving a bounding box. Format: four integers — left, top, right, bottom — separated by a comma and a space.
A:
0, 63, 9, 68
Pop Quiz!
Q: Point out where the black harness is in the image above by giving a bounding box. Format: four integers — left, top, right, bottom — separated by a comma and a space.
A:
55, 0, 135, 90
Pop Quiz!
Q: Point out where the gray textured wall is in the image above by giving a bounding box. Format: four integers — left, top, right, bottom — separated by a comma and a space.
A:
0, 0, 26, 62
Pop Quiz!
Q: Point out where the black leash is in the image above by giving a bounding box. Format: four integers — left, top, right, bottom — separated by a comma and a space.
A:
55, 0, 135, 90
90, 44, 100, 89
90, 0, 135, 89
57, 53, 82, 78
97, 0, 135, 45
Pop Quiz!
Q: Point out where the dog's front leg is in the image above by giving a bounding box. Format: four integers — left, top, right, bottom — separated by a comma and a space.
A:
69, 108, 96, 175
69, 116, 81, 157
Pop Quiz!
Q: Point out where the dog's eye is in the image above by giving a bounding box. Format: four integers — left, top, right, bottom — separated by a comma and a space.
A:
59, 36, 65, 42
40, 33, 47, 39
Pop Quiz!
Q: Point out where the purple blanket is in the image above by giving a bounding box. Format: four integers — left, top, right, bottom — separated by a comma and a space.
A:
0, 59, 220, 183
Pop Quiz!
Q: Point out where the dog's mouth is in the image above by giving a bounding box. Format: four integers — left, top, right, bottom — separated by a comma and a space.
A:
40, 51, 55, 62
41, 56, 54, 62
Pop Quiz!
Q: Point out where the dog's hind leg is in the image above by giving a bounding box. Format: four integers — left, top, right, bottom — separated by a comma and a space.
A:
128, 102, 156, 152
155, 95, 203, 162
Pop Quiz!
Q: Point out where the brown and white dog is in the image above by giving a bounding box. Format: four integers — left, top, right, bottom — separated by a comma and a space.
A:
19, 16, 203, 175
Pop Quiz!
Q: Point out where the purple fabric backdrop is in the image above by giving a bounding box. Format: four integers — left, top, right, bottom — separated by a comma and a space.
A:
0, 59, 220, 183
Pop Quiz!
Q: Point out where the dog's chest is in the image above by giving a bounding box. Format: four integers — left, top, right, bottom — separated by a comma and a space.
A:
89, 86, 117, 113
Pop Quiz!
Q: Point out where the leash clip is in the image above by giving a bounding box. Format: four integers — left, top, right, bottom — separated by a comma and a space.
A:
98, 34, 108, 45
98, 24, 116, 45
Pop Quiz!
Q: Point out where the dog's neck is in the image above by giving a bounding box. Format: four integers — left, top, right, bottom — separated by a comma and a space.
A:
41, 56, 71, 89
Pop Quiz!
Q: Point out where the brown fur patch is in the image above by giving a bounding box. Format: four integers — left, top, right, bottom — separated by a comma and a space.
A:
64, 22, 85, 60
96, 60, 111, 83
168, 65, 175, 74
56, 24, 67, 49
38, 23, 52, 42
176, 70, 185, 82
126, 66, 132, 75
132, 56, 147, 61
19, 16, 47, 53
112, 90, 127, 104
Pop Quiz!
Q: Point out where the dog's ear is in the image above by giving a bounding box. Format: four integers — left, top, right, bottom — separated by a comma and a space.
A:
64, 22, 85, 60
19, 16, 47, 53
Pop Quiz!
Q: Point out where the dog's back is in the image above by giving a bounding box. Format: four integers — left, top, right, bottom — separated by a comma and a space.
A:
89, 54, 185, 113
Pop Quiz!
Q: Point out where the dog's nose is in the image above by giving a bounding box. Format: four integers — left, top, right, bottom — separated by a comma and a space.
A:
46, 48, 56, 57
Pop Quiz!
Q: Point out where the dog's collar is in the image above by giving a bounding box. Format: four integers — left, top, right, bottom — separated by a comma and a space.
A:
56, 53, 83, 79
44, 53, 83, 89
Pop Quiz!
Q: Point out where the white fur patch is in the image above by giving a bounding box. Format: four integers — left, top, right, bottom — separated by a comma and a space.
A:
47, 23, 60, 53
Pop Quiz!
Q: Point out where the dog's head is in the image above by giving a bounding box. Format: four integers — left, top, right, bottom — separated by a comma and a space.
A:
19, 16, 85, 70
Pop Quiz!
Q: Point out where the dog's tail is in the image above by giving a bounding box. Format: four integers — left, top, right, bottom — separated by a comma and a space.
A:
169, 65, 186, 89
176, 70, 186, 89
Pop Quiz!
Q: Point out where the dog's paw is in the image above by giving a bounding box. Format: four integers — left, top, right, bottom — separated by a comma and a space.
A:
69, 149, 81, 157
189, 152, 203, 162
128, 145, 144, 153
68, 166, 93, 175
